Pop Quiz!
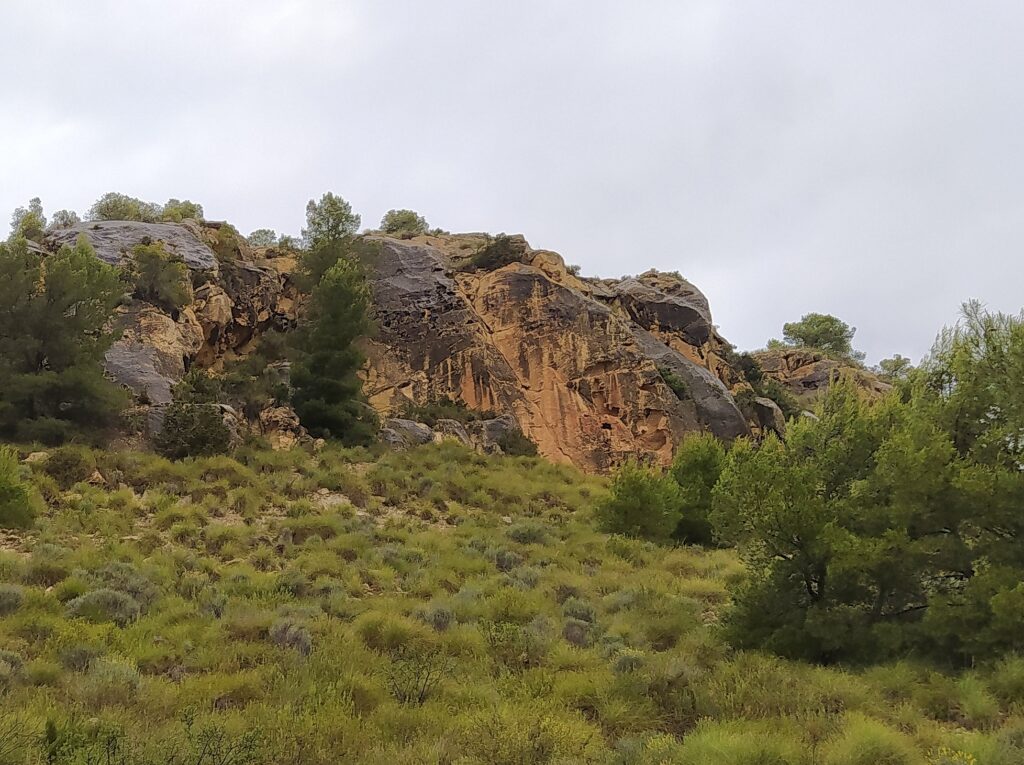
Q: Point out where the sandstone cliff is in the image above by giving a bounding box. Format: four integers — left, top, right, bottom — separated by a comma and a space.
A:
44, 222, 790, 470
362, 234, 750, 470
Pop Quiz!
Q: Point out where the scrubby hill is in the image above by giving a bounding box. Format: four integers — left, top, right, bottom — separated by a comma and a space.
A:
0, 441, 1020, 763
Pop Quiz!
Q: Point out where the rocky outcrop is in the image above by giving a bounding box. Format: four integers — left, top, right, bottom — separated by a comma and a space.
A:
363, 235, 752, 470
49, 220, 768, 470
754, 348, 891, 405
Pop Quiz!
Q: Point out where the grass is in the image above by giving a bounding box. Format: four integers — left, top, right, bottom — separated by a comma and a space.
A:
0, 440, 1020, 763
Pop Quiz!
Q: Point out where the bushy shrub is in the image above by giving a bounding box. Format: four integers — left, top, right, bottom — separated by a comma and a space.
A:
66, 588, 141, 626
154, 372, 232, 460
379, 209, 428, 238
596, 462, 681, 542
247, 228, 278, 247
0, 584, 24, 615
41, 445, 96, 489
822, 715, 919, 765
385, 645, 451, 704
496, 428, 539, 457
658, 367, 690, 401
0, 447, 36, 529
78, 657, 140, 706
668, 433, 725, 545
130, 242, 192, 311
87, 192, 161, 222
160, 198, 204, 222
268, 618, 313, 656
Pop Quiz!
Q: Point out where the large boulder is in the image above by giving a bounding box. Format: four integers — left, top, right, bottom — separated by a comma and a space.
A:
46, 220, 218, 270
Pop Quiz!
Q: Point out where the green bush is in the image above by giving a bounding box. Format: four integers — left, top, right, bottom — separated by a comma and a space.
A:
87, 192, 161, 222
658, 367, 691, 401
379, 209, 428, 237
668, 433, 725, 545
41, 445, 96, 489
496, 428, 539, 457
823, 715, 921, 765
596, 462, 681, 542
130, 242, 192, 311
0, 584, 24, 615
0, 447, 36, 529
66, 588, 141, 626
154, 372, 232, 460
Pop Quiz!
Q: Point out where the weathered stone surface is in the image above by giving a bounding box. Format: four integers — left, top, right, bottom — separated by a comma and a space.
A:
465, 414, 520, 454
755, 348, 891, 405
364, 237, 752, 470
751, 396, 786, 438
46, 221, 218, 270
104, 304, 204, 404
259, 406, 306, 450
432, 419, 471, 445
380, 418, 435, 448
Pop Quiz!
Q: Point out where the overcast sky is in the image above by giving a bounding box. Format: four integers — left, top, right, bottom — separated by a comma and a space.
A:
3, 1, 1022, 363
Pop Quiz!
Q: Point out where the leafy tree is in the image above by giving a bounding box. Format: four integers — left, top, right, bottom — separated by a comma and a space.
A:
0, 236, 126, 444
160, 198, 204, 222
87, 192, 161, 222
289, 241, 377, 444
129, 243, 192, 312
778, 312, 864, 360
247, 228, 278, 247
876, 354, 914, 382
0, 446, 37, 529
669, 433, 725, 545
153, 371, 232, 460
9, 198, 46, 241
302, 192, 360, 249
380, 209, 428, 237
49, 209, 81, 229
595, 462, 681, 542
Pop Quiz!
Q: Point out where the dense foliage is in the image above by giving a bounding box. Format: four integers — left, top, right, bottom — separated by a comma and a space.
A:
379, 209, 428, 237
711, 304, 1024, 665
153, 372, 232, 460
0, 236, 126, 444
289, 238, 377, 445
776, 312, 865, 361
302, 192, 360, 249
129, 243, 192, 313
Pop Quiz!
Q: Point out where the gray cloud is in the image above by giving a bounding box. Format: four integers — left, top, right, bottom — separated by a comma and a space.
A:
3, 0, 1022, 362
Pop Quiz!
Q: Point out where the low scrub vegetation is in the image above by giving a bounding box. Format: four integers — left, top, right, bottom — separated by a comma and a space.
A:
0, 439, 1016, 762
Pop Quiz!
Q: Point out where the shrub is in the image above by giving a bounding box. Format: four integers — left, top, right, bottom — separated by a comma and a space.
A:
459, 234, 528, 272
658, 367, 690, 401
823, 715, 921, 765
78, 657, 140, 706
497, 429, 539, 457
41, 445, 96, 489
0, 584, 24, 615
247, 228, 278, 247
385, 645, 451, 704
379, 209, 428, 237
154, 373, 232, 460
0, 447, 36, 529
779, 312, 865, 362
66, 588, 141, 626
596, 462, 681, 542
160, 198, 204, 222
268, 618, 313, 656
130, 242, 192, 311
668, 433, 725, 545
87, 192, 161, 222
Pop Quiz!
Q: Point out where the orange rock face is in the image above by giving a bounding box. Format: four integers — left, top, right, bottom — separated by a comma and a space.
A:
363, 236, 750, 471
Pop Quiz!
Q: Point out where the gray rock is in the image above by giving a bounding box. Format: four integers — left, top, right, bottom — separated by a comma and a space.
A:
380, 418, 434, 448
752, 396, 786, 438
466, 414, 520, 453
45, 220, 218, 270
432, 418, 471, 445
631, 327, 750, 440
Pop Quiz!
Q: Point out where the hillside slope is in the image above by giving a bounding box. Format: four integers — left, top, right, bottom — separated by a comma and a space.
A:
0, 441, 1018, 763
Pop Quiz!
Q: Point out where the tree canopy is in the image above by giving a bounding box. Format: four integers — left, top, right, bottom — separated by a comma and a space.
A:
778, 312, 864, 360
379, 209, 428, 237
302, 193, 360, 249
0, 235, 126, 443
